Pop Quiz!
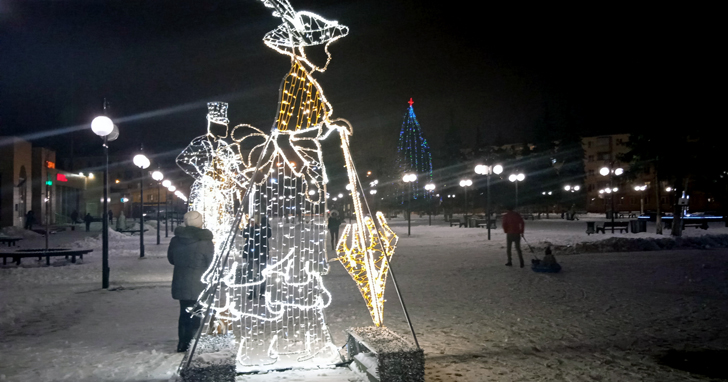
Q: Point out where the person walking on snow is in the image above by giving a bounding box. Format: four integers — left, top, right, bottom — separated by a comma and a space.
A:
502, 206, 525, 268
70, 210, 79, 230
167, 211, 214, 353
327, 210, 342, 249
84, 213, 93, 232
116, 211, 126, 231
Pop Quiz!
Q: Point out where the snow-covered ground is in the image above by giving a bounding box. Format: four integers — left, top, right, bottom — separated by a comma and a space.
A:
1, 216, 727, 381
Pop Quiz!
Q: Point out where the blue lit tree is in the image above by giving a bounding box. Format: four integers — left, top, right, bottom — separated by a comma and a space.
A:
396, 98, 433, 204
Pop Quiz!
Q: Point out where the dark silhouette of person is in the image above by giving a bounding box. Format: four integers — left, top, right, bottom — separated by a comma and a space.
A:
70, 210, 79, 230
24, 210, 36, 230
84, 213, 93, 232
327, 210, 342, 249
108, 210, 113, 224
502, 206, 525, 268
167, 211, 214, 353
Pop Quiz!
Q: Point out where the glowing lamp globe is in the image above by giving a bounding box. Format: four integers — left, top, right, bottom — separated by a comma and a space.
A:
574, 186, 580, 191
474, 165, 486, 175
564, 185, 571, 191
168, 185, 176, 192
517, 173, 525, 182
424, 183, 435, 191
599, 167, 610, 176
151, 171, 164, 181
91, 116, 114, 137
162, 180, 171, 188
133, 154, 150, 169
370, 190, 377, 195
493, 165, 503, 175
615, 168, 624, 176
509, 174, 517, 182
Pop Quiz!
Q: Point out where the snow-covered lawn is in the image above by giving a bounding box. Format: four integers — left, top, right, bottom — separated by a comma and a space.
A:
1, 216, 727, 381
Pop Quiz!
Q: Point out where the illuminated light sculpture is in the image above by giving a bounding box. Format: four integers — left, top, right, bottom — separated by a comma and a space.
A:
177, 0, 405, 374
396, 98, 433, 203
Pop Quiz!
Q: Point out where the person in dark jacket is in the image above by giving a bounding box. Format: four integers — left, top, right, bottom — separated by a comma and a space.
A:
327, 210, 341, 249
167, 211, 214, 353
24, 210, 36, 230
502, 206, 525, 268
84, 213, 93, 232
70, 210, 79, 231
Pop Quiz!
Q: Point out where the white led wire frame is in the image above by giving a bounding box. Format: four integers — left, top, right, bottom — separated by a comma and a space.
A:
178, 0, 401, 372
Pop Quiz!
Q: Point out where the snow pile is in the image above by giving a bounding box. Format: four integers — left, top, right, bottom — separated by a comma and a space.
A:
550, 234, 728, 255
0, 226, 43, 238
70, 229, 129, 249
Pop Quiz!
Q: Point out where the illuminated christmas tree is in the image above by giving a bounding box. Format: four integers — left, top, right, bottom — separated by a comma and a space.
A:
396, 98, 433, 202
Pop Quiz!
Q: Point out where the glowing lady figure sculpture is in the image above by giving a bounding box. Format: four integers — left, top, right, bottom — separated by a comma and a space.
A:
180, 0, 398, 372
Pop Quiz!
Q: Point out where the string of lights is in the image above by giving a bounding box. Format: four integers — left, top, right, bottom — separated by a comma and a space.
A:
176, 0, 398, 372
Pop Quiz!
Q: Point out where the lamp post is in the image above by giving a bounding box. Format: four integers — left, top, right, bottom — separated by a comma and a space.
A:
133, 152, 150, 258
162, 180, 171, 237
152, 170, 164, 245
167, 185, 176, 231
600, 165, 624, 233
475, 164, 503, 240
459, 179, 473, 227
634, 185, 647, 215
424, 183, 435, 226
508, 172, 526, 209
403, 173, 417, 236
91, 105, 119, 289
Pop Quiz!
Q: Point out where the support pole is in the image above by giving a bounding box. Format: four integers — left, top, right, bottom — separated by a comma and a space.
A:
487, 175, 491, 240
140, 171, 145, 258
156, 183, 160, 245
102, 138, 110, 288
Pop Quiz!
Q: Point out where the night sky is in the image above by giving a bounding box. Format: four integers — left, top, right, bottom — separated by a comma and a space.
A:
1, 0, 655, 170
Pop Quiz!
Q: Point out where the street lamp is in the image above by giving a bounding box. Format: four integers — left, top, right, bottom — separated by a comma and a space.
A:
133, 152, 150, 258
167, 185, 177, 230
152, 170, 164, 245
600, 165, 624, 233
634, 185, 647, 215
475, 164, 503, 240
459, 179, 473, 227
508, 172, 526, 209
90, 103, 119, 289
162, 180, 171, 237
402, 173, 417, 236
424, 183, 435, 226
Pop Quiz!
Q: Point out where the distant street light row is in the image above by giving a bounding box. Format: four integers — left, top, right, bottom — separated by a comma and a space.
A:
91, 107, 187, 289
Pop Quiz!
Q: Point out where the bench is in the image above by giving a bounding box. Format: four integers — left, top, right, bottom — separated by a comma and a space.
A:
618, 211, 637, 219
0, 237, 23, 247
449, 218, 466, 227
683, 221, 709, 230
1, 248, 93, 266
473, 218, 496, 228
596, 221, 629, 234
117, 229, 149, 236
